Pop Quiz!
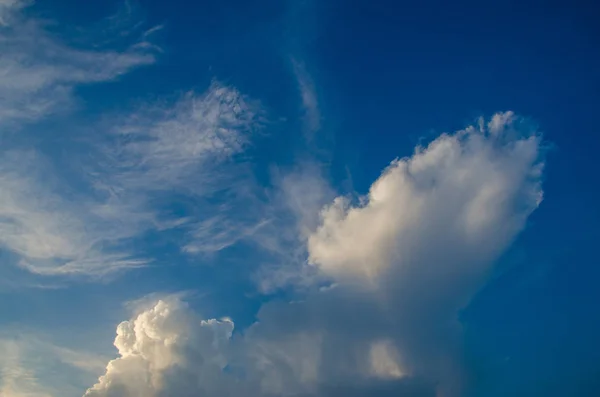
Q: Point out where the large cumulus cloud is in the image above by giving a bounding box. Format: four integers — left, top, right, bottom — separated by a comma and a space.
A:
84, 297, 235, 397
86, 112, 544, 397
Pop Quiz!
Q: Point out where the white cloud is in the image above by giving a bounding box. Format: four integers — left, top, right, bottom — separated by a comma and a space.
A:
84, 297, 235, 397
94, 82, 264, 258
0, 1, 156, 128
103, 83, 258, 192
0, 151, 147, 277
86, 112, 545, 397
309, 111, 542, 284
303, 111, 543, 396
0, 82, 262, 278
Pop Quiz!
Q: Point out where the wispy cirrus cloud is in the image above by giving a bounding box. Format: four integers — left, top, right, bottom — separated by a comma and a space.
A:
0, 81, 263, 278
291, 59, 321, 137
99, 82, 258, 193
0, 1, 263, 279
0, 2, 319, 285
84, 296, 235, 397
0, 330, 108, 397
0, 0, 157, 128
91, 82, 265, 257
0, 150, 147, 277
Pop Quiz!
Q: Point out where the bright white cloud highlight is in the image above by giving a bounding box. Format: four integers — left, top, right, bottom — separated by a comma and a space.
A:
84, 298, 234, 397
309, 111, 542, 284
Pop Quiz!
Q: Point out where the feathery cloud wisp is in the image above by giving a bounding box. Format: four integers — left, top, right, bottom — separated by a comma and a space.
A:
0, 0, 156, 128
0, 83, 262, 278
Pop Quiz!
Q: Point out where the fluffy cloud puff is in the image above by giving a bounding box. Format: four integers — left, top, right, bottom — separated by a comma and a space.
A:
309, 111, 542, 283
304, 111, 543, 395
85, 298, 234, 397
86, 112, 544, 397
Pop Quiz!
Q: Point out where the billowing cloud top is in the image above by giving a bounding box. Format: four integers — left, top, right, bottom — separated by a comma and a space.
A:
84, 298, 234, 397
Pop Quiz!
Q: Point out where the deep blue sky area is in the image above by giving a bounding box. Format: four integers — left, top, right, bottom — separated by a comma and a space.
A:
1, 1, 599, 396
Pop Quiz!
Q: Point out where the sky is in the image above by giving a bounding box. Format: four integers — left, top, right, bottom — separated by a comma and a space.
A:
0, 0, 599, 396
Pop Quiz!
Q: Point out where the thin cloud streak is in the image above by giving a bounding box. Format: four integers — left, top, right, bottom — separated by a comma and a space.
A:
291, 59, 321, 137
0, 0, 157, 129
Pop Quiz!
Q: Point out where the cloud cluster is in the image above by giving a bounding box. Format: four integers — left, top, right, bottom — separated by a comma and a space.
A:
86, 112, 544, 397
84, 298, 235, 397
0, 2, 552, 397
304, 111, 543, 395
101, 83, 258, 192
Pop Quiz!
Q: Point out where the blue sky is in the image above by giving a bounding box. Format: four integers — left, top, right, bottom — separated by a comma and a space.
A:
0, 0, 599, 396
